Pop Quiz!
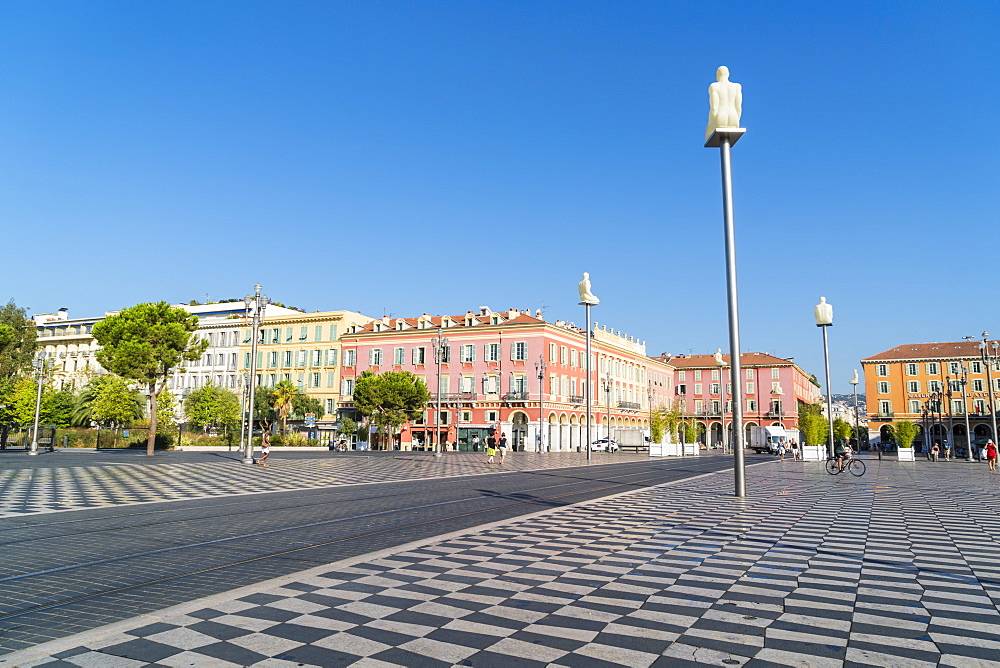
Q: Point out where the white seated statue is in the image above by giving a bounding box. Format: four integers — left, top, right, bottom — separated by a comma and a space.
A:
814, 297, 833, 325
705, 65, 743, 142
578, 272, 599, 305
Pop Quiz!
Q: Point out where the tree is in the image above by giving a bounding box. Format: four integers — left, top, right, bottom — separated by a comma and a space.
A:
798, 402, 828, 447
352, 370, 430, 450
157, 388, 178, 431
252, 392, 277, 435
184, 383, 240, 433
833, 417, 853, 444
92, 302, 207, 455
337, 417, 356, 443
891, 420, 919, 449
269, 380, 298, 434
0, 299, 36, 383
90, 375, 145, 428
42, 387, 75, 428
291, 393, 324, 422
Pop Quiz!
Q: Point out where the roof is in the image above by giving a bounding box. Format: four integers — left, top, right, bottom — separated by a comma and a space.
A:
862, 341, 993, 362
354, 309, 549, 334
655, 352, 795, 368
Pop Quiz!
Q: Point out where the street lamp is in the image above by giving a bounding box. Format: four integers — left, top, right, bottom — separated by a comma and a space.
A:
647, 379, 654, 447
578, 273, 599, 462
957, 362, 973, 461
602, 371, 613, 446
713, 348, 727, 452
534, 355, 547, 452
814, 297, 836, 458
237, 372, 250, 455
430, 327, 449, 457
849, 369, 869, 459
29, 352, 46, 456
242, 283, 269, 464
976, 333, 1000, 447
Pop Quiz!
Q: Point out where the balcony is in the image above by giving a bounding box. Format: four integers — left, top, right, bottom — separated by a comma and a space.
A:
502, 391, 529, 401
439, 393, 477, 402
876, 412, 894, 419
569, 395, 584, 404
765, 411, 785, 419
618, 401, 641, 410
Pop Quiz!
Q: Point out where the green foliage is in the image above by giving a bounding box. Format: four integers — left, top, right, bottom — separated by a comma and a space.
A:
798, 402, 829, 447
352, 370, 431, 447
891, 420, 919, 448
92, 302, 207, 455
833, 417, 852, 443
90, 375, 145, 428
42, 387, 74, 428
157, 388, 178, 431
269, 380, 298, 434
184, 383, 241, 432
291, 393, 324, 420
337, 417, 356, 440
0, 300, 37, 382
5, 377, 40, 424
252, 391, 276, 433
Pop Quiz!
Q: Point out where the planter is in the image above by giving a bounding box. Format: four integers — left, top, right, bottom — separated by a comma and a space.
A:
897, 447, 915, 461
801, 445, 825, 461
682, 442, 700, 456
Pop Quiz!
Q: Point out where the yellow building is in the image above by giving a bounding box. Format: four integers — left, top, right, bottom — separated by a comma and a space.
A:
240, 310, 373, 428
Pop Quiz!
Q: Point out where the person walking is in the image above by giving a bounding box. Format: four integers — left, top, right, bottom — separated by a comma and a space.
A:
930, 443, 939, 462
472, 435, 480, 452
942, 439, 951, 461
258, 432, 271, 467
486, 436, 496, 464
777, 441, 786, 460
498, 432, 509, 465
790, 441, 799, 461
986, 440, 998, 472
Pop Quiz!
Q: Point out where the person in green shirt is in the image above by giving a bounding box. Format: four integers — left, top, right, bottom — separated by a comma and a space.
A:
834, 440, 853, 472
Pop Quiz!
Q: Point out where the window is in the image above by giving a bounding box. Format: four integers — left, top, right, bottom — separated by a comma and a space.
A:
927, 380, 941, 392
746, 382, 755, 394
243, 352, 251, 368
972, 361, 982, 373
438, 375, 449, 394
296, 350, 307, 366
747, 399, 756, 412
560, 347, 567, 364
877, 381, 890, 394
695, 399, 703, 413
412, 347, 426, 364
694, 370, 702, 381
949, 362, 961, 375
460, 411, 472, 422
325, 399, 335, 414
694, 383, 702, 395
877, 364, 889, 377
710, 383, 720, 394
327, 349, 338, 366
513, 375, 527, 392
437, 345, 451, 363
745, 368, 753, 379
949, 380, 961, 392
973, 379, 985, 391
393, 347, 405, 365
460, 344, 475, 363
711, 369, 719, 381
329, 324, 338, 340
486, 343, 500, 362
906, 381, 919, 393
771, 368, 780, 379
952, 399, 965, 414
771, 382, 781, 393
879, 400, 892, 414
327, 372, 335, 387
549, 343, 556, 361
483, 376, 499, 394
370, 349, 382, 366
309, 350, 320, 366
512, 342, 527, 361
571, 350, 578, 367
486, 411, 499, 423
268, 351, 278, 368
314, 326, 323, 342
282, 351, 292, 367
926, 362, 939, 375
460, 376, 474, 393
270, 328, 279, 343
678, 371, 686, 381
909, 400, 921, 413
285, 328, 293, 342
344, 349, 356, 366
906, 363, 918, 375
299, 327, 308, 341
341, 378, 355, 395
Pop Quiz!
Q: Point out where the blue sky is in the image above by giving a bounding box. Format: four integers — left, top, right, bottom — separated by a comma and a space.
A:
2, 1, 996, 393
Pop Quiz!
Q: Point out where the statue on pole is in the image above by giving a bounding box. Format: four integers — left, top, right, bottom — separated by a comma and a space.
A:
578, 272, 600, 305
705, 65, 743, 142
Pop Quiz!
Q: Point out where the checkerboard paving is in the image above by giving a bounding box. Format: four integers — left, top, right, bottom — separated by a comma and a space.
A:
0, 452, 650, 518
7, 457, 1000, 667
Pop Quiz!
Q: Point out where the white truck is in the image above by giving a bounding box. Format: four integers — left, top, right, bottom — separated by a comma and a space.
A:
749, 426, 786, 454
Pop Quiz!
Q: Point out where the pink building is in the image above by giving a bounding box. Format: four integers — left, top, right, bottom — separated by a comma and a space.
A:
338, 307, 674, 451
656, 352, 821, 445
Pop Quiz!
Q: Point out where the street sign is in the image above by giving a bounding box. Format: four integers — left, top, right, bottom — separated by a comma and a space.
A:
305, 413, 316, 427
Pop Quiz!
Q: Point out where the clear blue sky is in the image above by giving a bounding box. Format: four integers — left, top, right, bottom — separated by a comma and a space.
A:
2, 1, 996, 393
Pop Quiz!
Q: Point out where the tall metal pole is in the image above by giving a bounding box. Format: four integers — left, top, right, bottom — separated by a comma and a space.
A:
979, 333, 999, 446
238, 373, 249, 455
719, 135, 746, 495
535, 355, 547, 453
431, 327, 447, 457
961, 364, 973, 461
585, 303, 592, 461
719, 358, 727, 452
243, 284, 267, 464
29, 353, 45, 456
820, 324, 835, 459
605, 372, 613, 444
850, 371, 860, 451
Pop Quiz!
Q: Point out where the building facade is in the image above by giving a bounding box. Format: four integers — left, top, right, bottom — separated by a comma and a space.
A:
862, 340, 1000, 452
338, 307, 674, 451
656, 352, 821, 445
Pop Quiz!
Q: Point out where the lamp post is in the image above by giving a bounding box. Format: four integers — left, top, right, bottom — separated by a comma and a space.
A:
647, 379, 654, 447
578, 273, 598, 462
534, 355, 547, 452
958, 362, 973, 461
814, 297, 836, 458
603, 372, 613, 446
242, 283, 269, 465
29, 352, 46, 456
431, 327, 449, 457
237, 372, 250, 455
849, 369, 870, 459
976, 333, 1000, 446
713, 348, 727, 452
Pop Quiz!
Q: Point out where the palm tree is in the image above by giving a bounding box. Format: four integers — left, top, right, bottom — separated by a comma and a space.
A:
270, 380, 298, 435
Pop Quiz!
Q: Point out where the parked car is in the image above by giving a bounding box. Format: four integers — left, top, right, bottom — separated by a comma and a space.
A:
590, 439, 619, 452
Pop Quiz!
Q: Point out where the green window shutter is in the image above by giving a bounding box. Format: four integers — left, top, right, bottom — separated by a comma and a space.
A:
329, 324, 338, 340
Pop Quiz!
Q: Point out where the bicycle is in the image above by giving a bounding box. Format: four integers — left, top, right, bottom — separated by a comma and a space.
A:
825, 455, 866, 476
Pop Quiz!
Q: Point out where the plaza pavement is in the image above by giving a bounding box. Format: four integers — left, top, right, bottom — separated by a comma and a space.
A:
4, 454, 1000, 667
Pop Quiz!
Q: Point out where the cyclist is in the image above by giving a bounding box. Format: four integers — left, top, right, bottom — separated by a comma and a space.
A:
834, 440, 854, 472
